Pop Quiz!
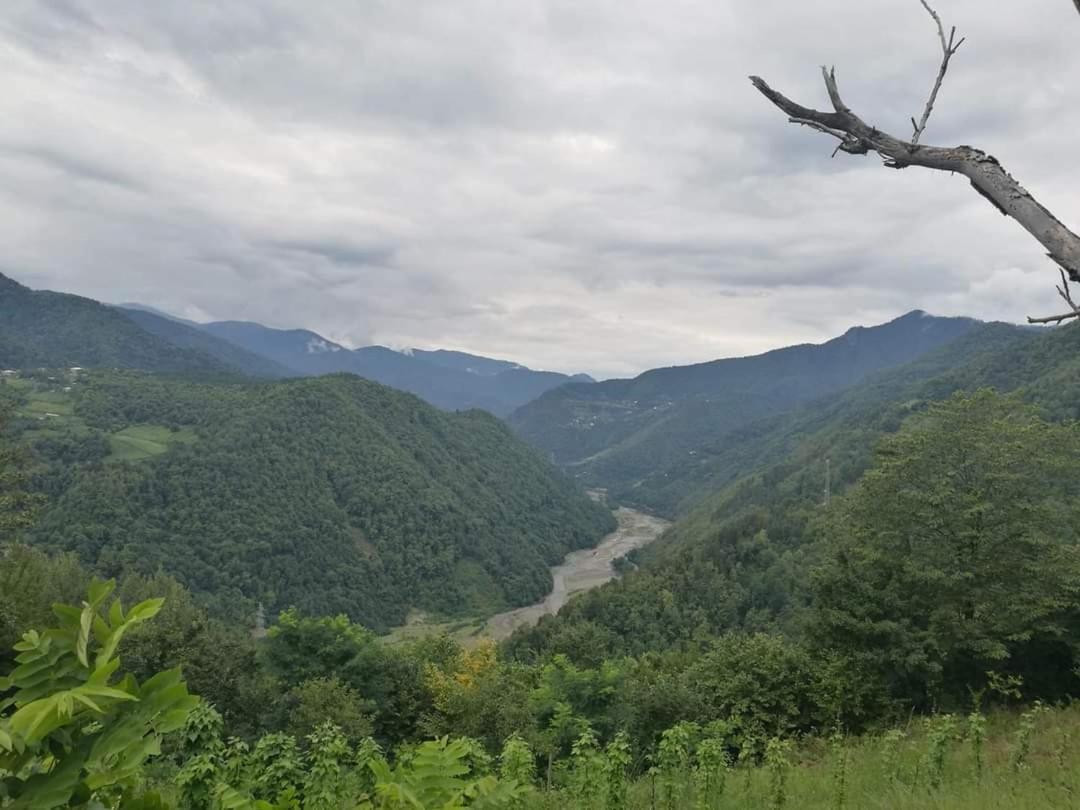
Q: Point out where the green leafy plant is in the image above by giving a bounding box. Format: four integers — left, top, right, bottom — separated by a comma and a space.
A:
0, 578, 198, 809
829, 731, 847, 810
966, 710, 986, 780
568, 727, 603, 809
692, 736, 728, 810
363, 736, 526, 808
656, 722, 696, 810
498, 734, 534, 808
1011, 702, 1047, 772
603, 732, 631, 810
303, 722, 349, 810
764, 737, 792, 810
248, 732, 304, 806
879, 729, 906, 785
176, 703, 226, 810
921, 715, 957, 790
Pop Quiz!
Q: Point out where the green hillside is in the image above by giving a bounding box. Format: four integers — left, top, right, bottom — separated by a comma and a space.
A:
506, 321, 1080, 663
0, 273, 229, 375
15, 371, 614, 631
509, 311, 979, 515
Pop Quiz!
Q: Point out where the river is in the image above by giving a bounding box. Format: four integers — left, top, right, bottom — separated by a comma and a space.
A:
483, 506, 670, 641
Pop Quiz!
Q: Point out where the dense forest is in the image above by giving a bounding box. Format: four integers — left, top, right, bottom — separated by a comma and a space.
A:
506, 321, 1080, 666
5, 0, 1080, 802
509, 311, 981, 514
3, 254, 1080, 810
3, 370, 1080, 806
0, 273, 235, 376
6, 371, 614, 630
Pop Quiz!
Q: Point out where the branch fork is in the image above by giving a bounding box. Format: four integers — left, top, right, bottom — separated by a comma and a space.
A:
750, 1, 1080, 325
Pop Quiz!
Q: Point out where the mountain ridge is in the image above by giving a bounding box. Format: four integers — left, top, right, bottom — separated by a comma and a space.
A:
509, 310, 982, 514
0, 272, 231, 376
155, 310, 594, 416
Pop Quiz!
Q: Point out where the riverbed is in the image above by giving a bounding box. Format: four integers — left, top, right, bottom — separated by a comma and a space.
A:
483, 506, 670, 641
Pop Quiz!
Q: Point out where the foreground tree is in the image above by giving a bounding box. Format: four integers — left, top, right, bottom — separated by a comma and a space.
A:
0, 579, 199, 808
811, 392, 1080, 710
751, 1, 1080, 324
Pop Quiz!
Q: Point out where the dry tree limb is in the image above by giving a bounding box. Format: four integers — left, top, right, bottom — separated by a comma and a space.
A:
1027, 271, 1080, 324
749, 1, 1080, 325
911, 0, 964, 144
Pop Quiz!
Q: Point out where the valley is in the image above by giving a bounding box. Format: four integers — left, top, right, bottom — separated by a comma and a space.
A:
483, 506, 670, 640
4, 270, 1080, 810
384, 505, 670, 645
5, 4, 1080, 805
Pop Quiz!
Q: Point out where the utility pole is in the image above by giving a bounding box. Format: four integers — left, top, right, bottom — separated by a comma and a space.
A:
253, 602, 267, 639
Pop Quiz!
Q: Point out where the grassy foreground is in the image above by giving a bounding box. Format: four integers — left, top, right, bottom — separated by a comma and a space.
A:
534, 704, 1080, 809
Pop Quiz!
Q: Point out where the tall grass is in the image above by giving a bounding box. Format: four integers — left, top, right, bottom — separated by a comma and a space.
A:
531, 704, 1080, 809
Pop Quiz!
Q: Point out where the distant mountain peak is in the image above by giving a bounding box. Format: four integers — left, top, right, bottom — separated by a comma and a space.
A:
510, 311, 985, 477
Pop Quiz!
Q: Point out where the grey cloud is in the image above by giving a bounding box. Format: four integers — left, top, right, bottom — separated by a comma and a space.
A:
0, 0, 1077, 377
267, 239, 396, 269
0, 143, 145, 191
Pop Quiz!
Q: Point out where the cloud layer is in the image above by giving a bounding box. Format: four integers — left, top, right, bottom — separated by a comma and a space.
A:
2, 0, 1077, 377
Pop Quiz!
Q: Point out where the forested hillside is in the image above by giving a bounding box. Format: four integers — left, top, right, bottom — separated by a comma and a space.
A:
509, 311, 978, 513
507, 321, 1080, 665
10, 371, 614, 630
0, 272, 231, 375
4, 326, 1079, 810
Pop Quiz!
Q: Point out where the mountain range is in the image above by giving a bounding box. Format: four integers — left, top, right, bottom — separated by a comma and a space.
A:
0, 272, 592, 416
509, 310, 980, 515
186, 315, 593, 415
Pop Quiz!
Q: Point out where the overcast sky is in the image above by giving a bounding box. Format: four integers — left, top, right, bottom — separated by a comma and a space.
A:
1, 0, 1077, 378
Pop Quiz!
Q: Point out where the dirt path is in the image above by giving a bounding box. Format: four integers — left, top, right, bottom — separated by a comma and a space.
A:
483, 507, 670, 641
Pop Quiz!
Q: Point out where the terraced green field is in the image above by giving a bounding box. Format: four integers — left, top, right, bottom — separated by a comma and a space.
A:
8, 376, 197, 462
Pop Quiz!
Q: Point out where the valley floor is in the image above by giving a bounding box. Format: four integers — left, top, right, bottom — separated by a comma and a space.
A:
385, 506, 669, 645
484, 506, 670, 641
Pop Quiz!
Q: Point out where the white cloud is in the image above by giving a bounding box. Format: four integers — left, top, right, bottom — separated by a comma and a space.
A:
1, 0, 1077, 377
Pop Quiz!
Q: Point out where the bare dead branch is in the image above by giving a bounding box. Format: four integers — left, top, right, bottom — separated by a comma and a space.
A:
911, 1, 964, 144
1056, 269, 1079, 309
1027, 310, 1080, 325
749, 7, 1080, 323
1075, 0, 1080, 17
1028, 270, 1080, 323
